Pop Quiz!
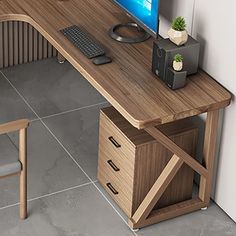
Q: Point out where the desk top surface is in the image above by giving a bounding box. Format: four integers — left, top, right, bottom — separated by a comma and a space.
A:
0, 0, 231, 129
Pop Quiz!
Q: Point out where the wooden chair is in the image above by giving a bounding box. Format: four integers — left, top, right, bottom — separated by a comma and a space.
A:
0, 119, 29, 219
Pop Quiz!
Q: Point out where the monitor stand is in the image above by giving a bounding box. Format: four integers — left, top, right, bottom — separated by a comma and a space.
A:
108, 23, 151, 43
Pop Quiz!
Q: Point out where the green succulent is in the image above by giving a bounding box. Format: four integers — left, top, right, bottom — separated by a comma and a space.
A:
171, 16, 186, 31
174, 54, 183, 62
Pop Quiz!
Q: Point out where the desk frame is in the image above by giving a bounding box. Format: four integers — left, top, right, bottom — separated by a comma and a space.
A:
128, 110, 219, 229
0, 21, 220, 228
0, 21, 224, 228
0, 0, 230, 228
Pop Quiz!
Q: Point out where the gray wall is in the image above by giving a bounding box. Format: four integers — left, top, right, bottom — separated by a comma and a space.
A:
159, 0, 236, 221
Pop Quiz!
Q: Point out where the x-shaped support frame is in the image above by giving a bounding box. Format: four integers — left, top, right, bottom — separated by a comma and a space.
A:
129, 110, 220, 229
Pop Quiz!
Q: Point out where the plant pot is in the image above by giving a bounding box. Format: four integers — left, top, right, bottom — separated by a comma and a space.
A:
173, 61, 183, 71
168, 28, 188, 46
166, 67, 187, 90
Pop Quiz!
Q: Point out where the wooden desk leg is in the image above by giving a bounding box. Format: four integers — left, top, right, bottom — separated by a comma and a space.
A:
130, 155, 184, 225
57, 53, 66, 64
19, 128, 27, 220
199, 109, 220, 205
129, 110, 220, 229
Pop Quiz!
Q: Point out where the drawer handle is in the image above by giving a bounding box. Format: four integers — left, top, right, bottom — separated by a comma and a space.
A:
106, 183, 119, 195
107, 160, 120, 172
108, 136, 121, 148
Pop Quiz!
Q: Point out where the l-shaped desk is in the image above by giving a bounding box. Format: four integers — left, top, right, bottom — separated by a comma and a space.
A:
0, 0, 231, 229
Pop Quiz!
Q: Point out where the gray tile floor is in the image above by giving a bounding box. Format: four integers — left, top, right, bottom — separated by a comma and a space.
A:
0, 58, 235, 236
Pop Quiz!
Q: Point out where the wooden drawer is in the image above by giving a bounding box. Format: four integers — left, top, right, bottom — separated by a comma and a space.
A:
99, 148, 134, 185
99, 111, 136, 165
97, 164, 133, 217
98, 135, 135, 179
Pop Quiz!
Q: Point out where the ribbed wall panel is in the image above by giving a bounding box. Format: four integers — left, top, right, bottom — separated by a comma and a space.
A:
0, 21, 58, 69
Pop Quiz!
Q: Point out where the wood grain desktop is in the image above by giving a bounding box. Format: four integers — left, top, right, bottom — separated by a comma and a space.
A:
0, 0, 232, 229
0, 0, 231, 129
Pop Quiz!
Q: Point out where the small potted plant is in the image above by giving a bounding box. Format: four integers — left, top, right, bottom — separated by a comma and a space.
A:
168, 16, 188, 46
173, 54, 183, 71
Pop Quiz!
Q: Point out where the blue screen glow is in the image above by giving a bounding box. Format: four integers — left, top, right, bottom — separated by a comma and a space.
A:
114, 0, 159, 34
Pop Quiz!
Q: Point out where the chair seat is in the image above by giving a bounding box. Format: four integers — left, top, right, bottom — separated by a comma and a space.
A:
0, 161, 21, 177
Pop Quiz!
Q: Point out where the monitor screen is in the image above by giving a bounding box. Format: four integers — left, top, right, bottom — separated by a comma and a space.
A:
113, 0, 159, 36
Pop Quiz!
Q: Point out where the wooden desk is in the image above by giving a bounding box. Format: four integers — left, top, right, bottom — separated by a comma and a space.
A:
0, 0, 231, 229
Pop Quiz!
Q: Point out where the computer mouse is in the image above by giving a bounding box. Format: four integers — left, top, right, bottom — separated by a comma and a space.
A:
93, 55, 112, 65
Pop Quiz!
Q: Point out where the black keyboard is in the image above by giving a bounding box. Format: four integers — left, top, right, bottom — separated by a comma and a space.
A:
60, 25, 105, 59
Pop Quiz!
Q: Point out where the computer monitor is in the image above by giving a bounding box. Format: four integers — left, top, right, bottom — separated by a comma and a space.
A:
109, 0, 159, 43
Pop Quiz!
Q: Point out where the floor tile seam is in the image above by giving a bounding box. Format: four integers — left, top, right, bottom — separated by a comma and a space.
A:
0, 181, 93, 211
40, 101, 109, 120
0, 71, 109, 122
0, 71, 40, 119
40, 117, 136, 234
1, 70, 136, 234
1, 71, 97, 187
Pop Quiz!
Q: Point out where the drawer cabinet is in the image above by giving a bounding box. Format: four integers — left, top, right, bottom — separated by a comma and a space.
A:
97, 106, 198, 218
